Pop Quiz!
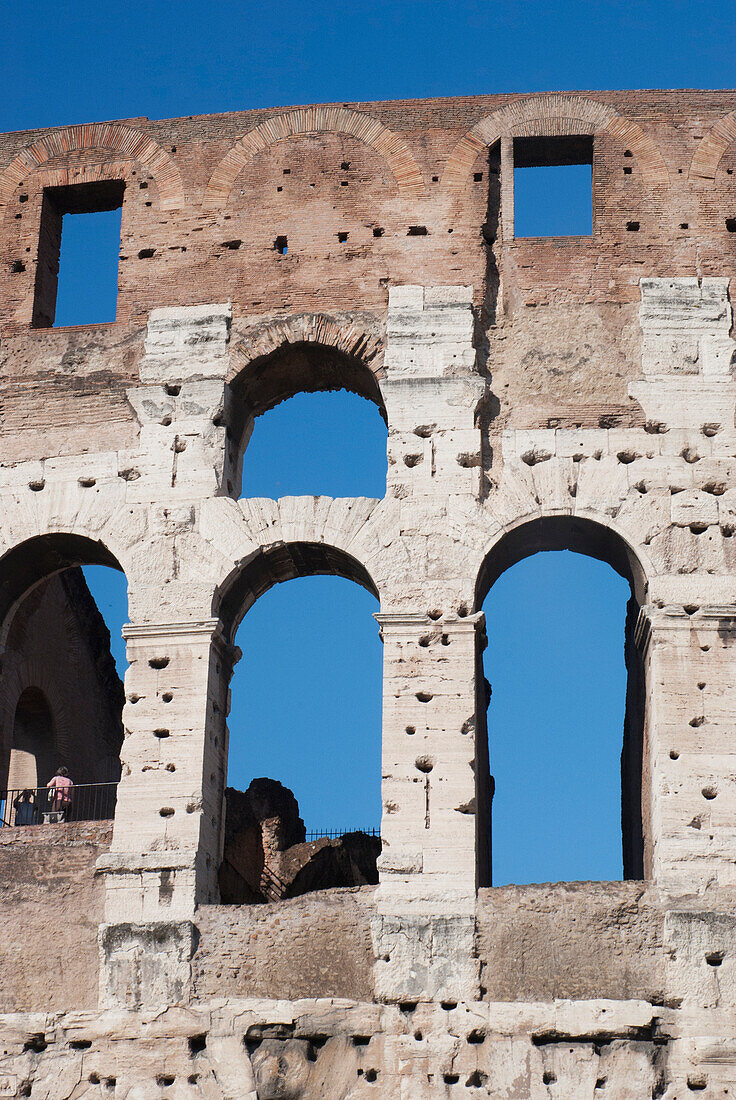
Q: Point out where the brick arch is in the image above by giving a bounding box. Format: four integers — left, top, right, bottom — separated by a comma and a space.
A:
229, 313, 384, 384
228, 313, 387, 427
0, 122, 185, 212
690, 111, 736, 180
442, 94, 669, 192
204, 106, 425, 208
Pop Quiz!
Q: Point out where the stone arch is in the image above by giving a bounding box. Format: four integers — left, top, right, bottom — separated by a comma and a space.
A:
214, 538, 380, 645
229, 314, 385, 411
690, 111, 736, 179
1, 660, 69, 763
0, 532, 124, 647
474, 512, 650, 610
442, 94, 669, 193
0, 122, 185, 213
227, 320, 388, 497
211, 537, 382, 902
6, 686, 57, 792
203, 106, 425, 208
473, 511, 651, 881
0, 533, 127, 801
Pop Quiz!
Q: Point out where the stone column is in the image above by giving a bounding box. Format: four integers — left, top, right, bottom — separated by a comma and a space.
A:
372, 611, 485, 1002
638, 605, 736, 891
97, 618, 233, 1007
371, 284, 486, 1001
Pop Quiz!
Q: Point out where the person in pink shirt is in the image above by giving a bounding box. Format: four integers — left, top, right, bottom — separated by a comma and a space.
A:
47, 766, 73, 816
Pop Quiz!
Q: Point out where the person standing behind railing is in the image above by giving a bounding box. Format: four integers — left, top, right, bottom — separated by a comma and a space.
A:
13, 789, 38, 826
46, 767, 73, 820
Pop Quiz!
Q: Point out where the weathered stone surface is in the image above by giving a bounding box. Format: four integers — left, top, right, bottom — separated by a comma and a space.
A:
0, 822, 111, 1012
0, 88, 736, 1094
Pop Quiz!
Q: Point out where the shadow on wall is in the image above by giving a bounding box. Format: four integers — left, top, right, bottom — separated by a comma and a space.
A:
219, 779, 380, 904
2, 556, 125, 794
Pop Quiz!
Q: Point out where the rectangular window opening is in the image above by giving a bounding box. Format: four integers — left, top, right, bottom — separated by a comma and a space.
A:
513, 136, 593, 239
32, 180, 124, 328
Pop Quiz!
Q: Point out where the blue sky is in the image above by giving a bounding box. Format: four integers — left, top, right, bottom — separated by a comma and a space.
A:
2, 1, 734, 134
8, 0, 732, 881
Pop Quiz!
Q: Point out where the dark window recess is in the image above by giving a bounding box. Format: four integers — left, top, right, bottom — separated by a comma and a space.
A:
32, 180, 124, 329
274, 236, 288, 254
138, 248, 156, 259
221, 240, 242, 251
623, 166, 632, 175
513, 135, 593, 238
372, 227, 384, 238
474, 172, 484, 182
337, 231, 348, 243
626, 221, 640, 232
726, 219, 736, 233
407, 225, 428, 236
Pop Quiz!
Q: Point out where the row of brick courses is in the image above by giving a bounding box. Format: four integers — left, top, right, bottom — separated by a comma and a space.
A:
0, 820, 112, 847
2, 91, 736, 329
0, 89, 735, 467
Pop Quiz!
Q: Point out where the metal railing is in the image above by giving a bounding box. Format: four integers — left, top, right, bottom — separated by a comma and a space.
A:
0, 782, 118, 828
304, 827, 380, 842
259, 863, 288, 902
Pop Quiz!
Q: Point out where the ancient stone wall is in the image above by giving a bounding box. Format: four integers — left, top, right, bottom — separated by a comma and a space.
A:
193, 889, 376, 1003
0, 89, 736, 1095
0, 822, 111, 1013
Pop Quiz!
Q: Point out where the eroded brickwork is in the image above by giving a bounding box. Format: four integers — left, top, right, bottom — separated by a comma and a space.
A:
1, 89, 736, 1096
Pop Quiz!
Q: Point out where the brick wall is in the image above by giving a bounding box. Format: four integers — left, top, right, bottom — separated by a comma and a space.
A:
476, 882, 665, 1002
1, 91, 736, 464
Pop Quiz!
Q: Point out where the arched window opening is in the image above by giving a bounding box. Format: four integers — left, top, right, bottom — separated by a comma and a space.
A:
215, 552, 381, 904
241, 390, 387, 499
0, 537, 129, 828
476, 518, 647, 887
228, 341, 387, 499
8, 688, 55, 792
